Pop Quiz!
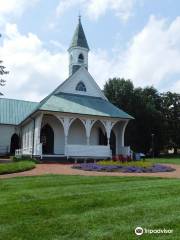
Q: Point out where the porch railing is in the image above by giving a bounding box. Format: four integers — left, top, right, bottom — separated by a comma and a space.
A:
15, 149, 22, 158
66, 144, 111, 158
15, 147, 32, 158
15, 144, 42, 159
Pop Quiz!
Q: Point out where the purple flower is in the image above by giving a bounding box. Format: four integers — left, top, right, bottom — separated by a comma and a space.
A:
72, 163, 175, 173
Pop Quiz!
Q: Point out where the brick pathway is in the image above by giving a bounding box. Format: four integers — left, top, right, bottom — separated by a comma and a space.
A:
0, 163, 180, 179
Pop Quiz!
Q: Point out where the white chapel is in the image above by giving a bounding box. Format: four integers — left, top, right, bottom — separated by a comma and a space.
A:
0, 18, 133, 160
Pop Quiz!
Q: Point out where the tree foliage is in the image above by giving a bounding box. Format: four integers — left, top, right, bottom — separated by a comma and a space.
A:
0, 60, 8, 85
0, 60, 9, 95
0, 34, 9, 95
161, 92, 180, 153
104, 78, 180, 155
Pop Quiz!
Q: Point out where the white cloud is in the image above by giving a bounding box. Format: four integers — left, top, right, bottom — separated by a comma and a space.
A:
56, 0, 136, 22
89, 16, 180, 93
121, 16, 180, 91
86, 0, 136, 21
56, 0, 84, 17
0, 0, 39, 26
1, 16, 180, 103
1, 23, 68, 101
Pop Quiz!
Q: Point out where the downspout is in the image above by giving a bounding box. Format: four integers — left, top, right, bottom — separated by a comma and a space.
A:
20, 126, 22, 149
18, 125, 22, 156
31, 117, 35, 158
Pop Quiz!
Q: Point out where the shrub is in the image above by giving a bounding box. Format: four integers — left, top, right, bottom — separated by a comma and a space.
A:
0, 161, 36, 175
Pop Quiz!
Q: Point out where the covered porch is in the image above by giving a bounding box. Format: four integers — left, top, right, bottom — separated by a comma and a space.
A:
17, 112, 131, 160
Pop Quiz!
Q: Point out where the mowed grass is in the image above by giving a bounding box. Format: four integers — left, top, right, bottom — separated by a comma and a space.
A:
149, 157, 180, 165
0, 161, 35, 175
0, 175, 180, 240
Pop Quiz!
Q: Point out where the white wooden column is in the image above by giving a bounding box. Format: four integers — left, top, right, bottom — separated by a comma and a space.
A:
83, 119, 95, 145
33, 113, 43, 156
121, 120, 129, 147
64, 117, 73, 155
103, 120, 116, 146
54, 114, 75, 156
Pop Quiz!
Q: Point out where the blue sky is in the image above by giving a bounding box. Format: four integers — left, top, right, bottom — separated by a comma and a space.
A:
17, 0, 180, 50
0, 0, 180, 101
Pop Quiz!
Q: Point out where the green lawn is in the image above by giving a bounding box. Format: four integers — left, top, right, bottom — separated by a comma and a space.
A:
0, 161, 35, 175
149, 157, 180, 165
0, 175, 179, 240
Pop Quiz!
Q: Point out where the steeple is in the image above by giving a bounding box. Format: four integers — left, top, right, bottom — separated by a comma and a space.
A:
69, 16, 89, 51
68, 17, 90, 76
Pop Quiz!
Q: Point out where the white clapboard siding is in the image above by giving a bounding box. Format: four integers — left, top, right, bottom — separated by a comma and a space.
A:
66, 145, 111, 158
0, 146, 8, 155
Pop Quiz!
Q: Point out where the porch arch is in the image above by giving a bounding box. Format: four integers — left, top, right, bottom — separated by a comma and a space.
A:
41, 114, 65, 155
110, 120, 129, 156
90, 120, 107, 145
68, 118, 86, 144
40, 124, 54, 154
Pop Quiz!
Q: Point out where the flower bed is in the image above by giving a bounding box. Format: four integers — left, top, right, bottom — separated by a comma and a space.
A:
98, 160, 153, 168
72, 163, 175, 173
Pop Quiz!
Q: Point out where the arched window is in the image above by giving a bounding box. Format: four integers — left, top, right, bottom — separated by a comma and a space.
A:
76, 81, 86, 92
78, 53, 84, 63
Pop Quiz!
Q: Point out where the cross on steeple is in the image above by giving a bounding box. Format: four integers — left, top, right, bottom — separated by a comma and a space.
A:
78, 13, 81, 22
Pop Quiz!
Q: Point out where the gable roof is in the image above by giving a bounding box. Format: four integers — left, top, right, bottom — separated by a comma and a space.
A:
55, 66, 107, 100
69, 17, 89, 50
39, 92, 133, 119
0, 92, 133, 126
0, 98, 38, 125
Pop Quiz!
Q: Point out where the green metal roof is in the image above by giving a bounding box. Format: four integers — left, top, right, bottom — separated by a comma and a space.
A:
0, 98, 38, 125
69, 17, 89, 50
0, 92, 133, 125
39, 92, 133, 119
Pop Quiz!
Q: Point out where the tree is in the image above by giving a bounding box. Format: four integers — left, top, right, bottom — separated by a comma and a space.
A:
161, 92, 180, 154
0, 34, 9, 95
104, 78, 165, 155
0, 60, 9, 95
104, 78, 134, 112
137, 86, 165, 155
